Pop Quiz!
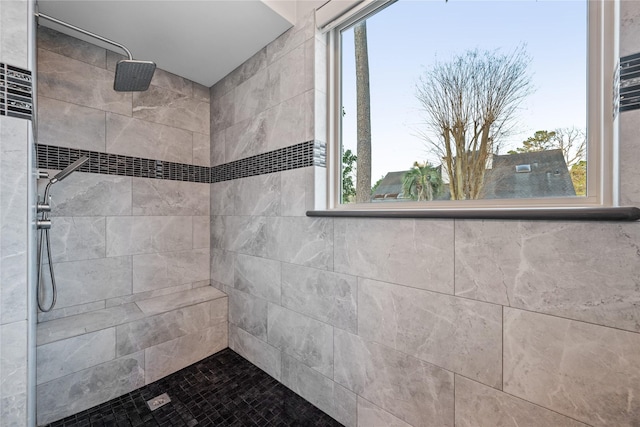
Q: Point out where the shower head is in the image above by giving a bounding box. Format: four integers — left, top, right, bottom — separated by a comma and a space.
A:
35, 12, 156, 92
114, 60, 156, 92
51, 156, 89, 184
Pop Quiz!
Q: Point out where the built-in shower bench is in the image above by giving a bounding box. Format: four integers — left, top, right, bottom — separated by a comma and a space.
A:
36, 285, 229, 407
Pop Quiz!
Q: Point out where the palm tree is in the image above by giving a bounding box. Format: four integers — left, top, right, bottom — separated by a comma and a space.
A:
402, 161, 442, 201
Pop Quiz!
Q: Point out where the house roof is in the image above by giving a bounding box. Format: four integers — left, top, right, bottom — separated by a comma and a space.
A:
482, 149, 576, 199
371, 149, 576, 201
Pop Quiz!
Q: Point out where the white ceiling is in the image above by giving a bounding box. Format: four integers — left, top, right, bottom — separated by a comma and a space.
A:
36, 1, 297, 87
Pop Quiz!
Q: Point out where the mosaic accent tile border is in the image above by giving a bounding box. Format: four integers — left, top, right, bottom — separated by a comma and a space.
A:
620, 52, 640, 113
0, 63, 33, 120
36, 140, 326, 183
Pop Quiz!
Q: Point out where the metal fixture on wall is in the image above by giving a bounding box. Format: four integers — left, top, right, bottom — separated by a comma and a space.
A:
34, 11, 156, 91
36, 156, 89, 312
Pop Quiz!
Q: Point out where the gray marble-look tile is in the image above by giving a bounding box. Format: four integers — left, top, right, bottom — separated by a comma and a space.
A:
455, 221, 640, 333
38, 300, 106, 323
211, 248, 235, 287
106, 216, 192, 257
229, 323, 281, 381
455, 375, 589, 427
38, 96, 106, 152
132, 248, 209, 293
144, 323, 227, 384
36, 351, 145, 425
267, 23, 307, 64
132, 178, 209, 216
621, 0, 640, 57
150, 68, 192, 97
264, 93, 308, 152
234, 174, 281, 216
38, 49, 132, 116
268, 44, 306, 105
282, 263, 357, 333
209, 294, 228, 325
267, 304, 333, 377
37, 303, 145, 346
105, 283, 192, 308
36, 328, 116, 385
106, 113, 193, 164
503, 308, 640, 427
116, 301, 212, 356
43, 256, 132, 309
211, 88, 236, 133
334, 218, 454, 293
0, 392, 27, 427
44, 171, 131, 217
133, 85, 209, 134
266, 217, 333, 270
193, 133, 210, 167
211, 181, 235, 216
134, 287, 226, 317
357, 397, 412, 427
233, 68, 273, 125
619, 109, 640, 206
227, 287, 268, 341
334, 329, 454, 427
282, 353, 356, 427
1, 321, 27, 398
193, 216, 210, 249
212, 47, 267, 101
358, 278, 502, 388
1, 117, 28, 324
280, 167, 311, 217
0, 0, 28, 67
222, 216, 269, 257
193, 83, 210, 103
234, 253, 281, 303
37, 27, 106, 68
224, 111, 269, 162
210, 129, 226, 166
49, 217, 106, 263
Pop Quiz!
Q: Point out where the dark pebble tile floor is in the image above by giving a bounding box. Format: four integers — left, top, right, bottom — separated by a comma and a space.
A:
43, 349, 343, 427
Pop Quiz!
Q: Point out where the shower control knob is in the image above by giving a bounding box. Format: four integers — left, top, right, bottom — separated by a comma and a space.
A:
36, 220, 52, 230
37, 203, 51, 213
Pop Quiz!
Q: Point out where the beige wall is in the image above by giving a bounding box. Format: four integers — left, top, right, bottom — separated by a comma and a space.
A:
211, 3, 640, 427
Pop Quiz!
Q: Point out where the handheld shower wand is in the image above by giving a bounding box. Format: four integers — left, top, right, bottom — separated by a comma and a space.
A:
37, 156, 89, 312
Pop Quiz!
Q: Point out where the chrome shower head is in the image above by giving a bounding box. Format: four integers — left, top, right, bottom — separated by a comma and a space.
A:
51, 156, 89, 184
114, 60, 156, 92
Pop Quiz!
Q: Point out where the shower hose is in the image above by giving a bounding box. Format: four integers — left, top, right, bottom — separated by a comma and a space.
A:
37, 181, 57, 312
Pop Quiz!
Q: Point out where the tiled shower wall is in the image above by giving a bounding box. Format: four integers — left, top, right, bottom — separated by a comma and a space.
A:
211, 4, 640, 427
0, 1, 32, 425
34, 27, 224, 425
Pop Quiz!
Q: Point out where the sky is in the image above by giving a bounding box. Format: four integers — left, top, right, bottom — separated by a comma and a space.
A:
340, 0, 588, 182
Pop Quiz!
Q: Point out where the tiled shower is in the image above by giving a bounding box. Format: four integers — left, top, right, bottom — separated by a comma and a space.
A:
2, 1, 640, 427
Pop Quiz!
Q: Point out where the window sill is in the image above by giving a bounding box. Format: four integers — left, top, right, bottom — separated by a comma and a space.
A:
307, 206, 640, 221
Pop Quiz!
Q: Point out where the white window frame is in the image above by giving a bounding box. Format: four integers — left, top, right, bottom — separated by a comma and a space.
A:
323, 0, 618, 213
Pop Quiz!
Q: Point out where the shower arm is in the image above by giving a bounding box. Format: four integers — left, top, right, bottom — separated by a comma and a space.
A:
35, 12, 133, 61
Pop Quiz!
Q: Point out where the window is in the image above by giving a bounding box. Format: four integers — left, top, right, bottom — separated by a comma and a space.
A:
326, 0, 616, 212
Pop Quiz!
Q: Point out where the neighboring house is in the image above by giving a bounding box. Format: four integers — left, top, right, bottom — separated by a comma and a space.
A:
482, 149, 576, 199
371, 149, 576, 201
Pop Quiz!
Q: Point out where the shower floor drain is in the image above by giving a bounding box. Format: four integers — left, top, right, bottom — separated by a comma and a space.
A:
146, 393, 171, 411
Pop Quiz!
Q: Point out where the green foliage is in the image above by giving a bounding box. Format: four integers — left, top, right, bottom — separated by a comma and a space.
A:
508, 130, 557, 154
402, 161, 442, 201
342, 149, 357, 203
570, 160, 587, 196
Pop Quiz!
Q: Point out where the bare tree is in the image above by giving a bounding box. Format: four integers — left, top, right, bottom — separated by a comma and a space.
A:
416, 47, 532, 200
354, 21, 371, 203
552, 127, 586, 167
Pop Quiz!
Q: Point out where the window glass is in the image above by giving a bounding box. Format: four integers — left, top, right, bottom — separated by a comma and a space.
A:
339, 0, 588, 204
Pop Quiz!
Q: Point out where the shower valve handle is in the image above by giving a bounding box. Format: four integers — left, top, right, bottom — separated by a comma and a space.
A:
37, 203, 51, 213
37, 220, 52, 230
